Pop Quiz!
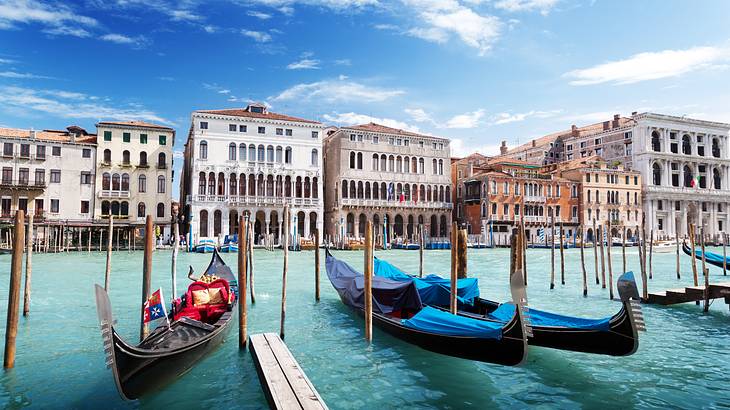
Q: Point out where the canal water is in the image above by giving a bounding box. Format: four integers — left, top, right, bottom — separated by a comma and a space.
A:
0, 246, 728, 409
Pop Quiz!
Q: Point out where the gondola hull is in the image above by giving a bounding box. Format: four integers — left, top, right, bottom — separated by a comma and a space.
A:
683, 241, 728, 269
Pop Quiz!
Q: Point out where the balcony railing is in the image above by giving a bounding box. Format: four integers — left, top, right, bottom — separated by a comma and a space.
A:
524, 195, 546, 203
193, 194, 321, 207
341, 198, 453, 210
138, 162, 149, 168
157, 163, 167, 169
98, 190, 131, 199
0, 179, 46, 189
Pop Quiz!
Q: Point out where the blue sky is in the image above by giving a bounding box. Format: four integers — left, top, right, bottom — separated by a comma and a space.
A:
1, 0, 730, 197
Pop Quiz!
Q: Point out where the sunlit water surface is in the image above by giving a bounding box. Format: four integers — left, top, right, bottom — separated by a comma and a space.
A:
0, 246, 728, 409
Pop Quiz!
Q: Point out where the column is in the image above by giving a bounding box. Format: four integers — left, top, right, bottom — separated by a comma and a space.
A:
304, 212, 310, 238
222, 209, 230, 236
664, 160, 671, 187
354, 213, 360, 239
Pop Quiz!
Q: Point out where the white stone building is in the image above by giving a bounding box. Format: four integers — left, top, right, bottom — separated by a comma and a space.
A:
632, 113, 730, 237
0, 126, 97, 223
180, 103, 325, 245
323, 123, 453, 244
95, 121, 175, 239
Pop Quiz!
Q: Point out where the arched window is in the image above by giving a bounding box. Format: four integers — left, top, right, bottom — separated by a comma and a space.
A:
342, 180, 348, 198
112, 173, 120, 190
446, 186, 451, 203
714, 168, 722, 189
111, 201, 120, 216
199, 210, 208, 237
652, 163, 661, 185
312, 177, 319, 199
418, 158, 424, 174
158, 152, 166, 168
156, 202, 165, 218
249, 144, 256, 160
139, 175, 146, 193
199, 141, 208, 159
158, 175, 166, 193
349, 152, 356, 169
438, 159, 444, 175
651, 131, 661, 152
388, 155, 394, 172
137, 202, 145, 217
712, 138, 721, 158
682, 134, 691, 155
120, 201, 129, 216
103, 149, 111, 163
396, 156, 402, 173
102, 172, 110, 190
372, 154, 379, 171
683, 165, 693, 187
276, 146, 283, 163
229, 174, 237, 196
208, 172, 215, 195
229, 143, 237, 160
121, 173, 129, 191
373, 182, 379, 200
432, 159, 437, 174
101, 200, 110, 216
404, 157, 410, 174
380, 154, 386, 171
357, 152, 363, 169
122, 150, 130, 165
267, 145, 274, 162
311, 149, 318, 166
350, 181, 356, 198
239, 143, 246, 161
139, 151, 147, 166
257, 145, 265, 162
285, 147, 292, 164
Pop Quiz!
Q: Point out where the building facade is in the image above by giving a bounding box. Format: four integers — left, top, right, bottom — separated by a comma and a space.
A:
323, 123, 453, 244
95, 121, 175, 238
0, 126, 97, 223
180, 103, 325, 245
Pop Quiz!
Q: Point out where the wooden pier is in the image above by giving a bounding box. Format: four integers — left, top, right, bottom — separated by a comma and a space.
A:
645, 282, 730, 306
249, 333, 327, 410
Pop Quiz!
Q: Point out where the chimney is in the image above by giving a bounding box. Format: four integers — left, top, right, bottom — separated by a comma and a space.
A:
631, 111, 637, 116
571, 124, 578, 137
29, 129, 36, 139
612, 114, 620, 128
531, 140, 536, 147
468, 162, 474, 177
500, 140, 508, 155
602, 121, 610, 131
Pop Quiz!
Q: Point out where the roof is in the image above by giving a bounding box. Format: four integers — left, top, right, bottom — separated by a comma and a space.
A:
195, 108, 322, 125
97, 120, 174, 131
342, 122, 443, 140
0, 127, 97, 144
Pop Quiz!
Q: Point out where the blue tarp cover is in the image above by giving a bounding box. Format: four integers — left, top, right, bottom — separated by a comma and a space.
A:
401, 306, 503, 339
489, 303, 611, 331
374, 258, 480, 305
691, 247, 729, 265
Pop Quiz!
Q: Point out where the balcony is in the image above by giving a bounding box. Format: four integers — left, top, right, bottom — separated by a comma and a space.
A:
0, 179, 46, 190
157, 163, 167, 170
341, 198, 453, 210
138, 162, 149, 169
98, 190, 131, 199
193, 194, 321, 208
99, 160, 112, 168
464, 194, 481, 203
524, 195, 546, 203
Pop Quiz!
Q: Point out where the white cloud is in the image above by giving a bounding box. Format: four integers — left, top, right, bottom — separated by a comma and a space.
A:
323, 112, 421, 133
404, 108, 434, 123
492, 109, 561, 124
334, 58, 351, 66
0, 0, 98, 31
271, 79, 405, 103
0, 70, 52, 79
494, 0, 559, 15
0, 86, 172, 124
247, 10, 272, 19
202, 25, 217, 33
449, 138, 501, 157
169, 9, 202, 21
407, 26, 448, 43
0, 58, 16, 64
287, 58, 320, 70
249, 0, 379, 11
157, 76, 175, 81
446, 109, 485, 128
42, 26, 91, 37
172, 150, 184, 159
242, 29, 272, 42
564, 46, 730, 86
374, 23, 398, 30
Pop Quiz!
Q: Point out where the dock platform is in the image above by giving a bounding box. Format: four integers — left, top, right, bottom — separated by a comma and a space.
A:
249, 333, 328, 410
645, 282, 730, 306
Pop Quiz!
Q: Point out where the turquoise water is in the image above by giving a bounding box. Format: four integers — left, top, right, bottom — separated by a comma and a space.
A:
0, 246, 729, 409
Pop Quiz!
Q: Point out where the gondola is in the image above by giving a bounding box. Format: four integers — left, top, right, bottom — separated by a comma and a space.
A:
94, 249, 238, 400
325, 250, 532, 366
682, 241, 729, 268
374, 257, 645, 356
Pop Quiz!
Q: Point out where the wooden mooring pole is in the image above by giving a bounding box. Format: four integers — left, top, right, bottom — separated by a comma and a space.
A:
579, 226, 587, 296
22, 213, 33, 316
457, 228, 467, 279
280, 206, 289, 340
249, 220, 256, 304
550, 216, 555, 290
521, 220, 528, 285
238, 215, 248, 349
364, 220, 373, 342
104, 216, 113, 291
4, 211, 25, 369
640, 214, 648, 300
314, 228, 320, 302
559, 223, 565, 285
622, 226, 627, 275
140, 215, 153, 341
418, 224, 424, 278
689, 223, 699, 287
599, 224, 606, 289
592, 219, 599, 285
700, 226, 707, 285
675, 216, 681, 279
723, 232, 727, 276
649, 229, 654, 280
171, 206, 179, 299
607, 220, 614, 299
450, 223, 458, 314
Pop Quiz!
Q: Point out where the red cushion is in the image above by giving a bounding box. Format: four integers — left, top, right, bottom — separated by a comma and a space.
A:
174, 305, 203, 321
205, 304, 228, 323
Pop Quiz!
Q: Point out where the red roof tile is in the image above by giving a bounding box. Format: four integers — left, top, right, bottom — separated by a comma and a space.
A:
97, 120, 174, 131
0, 127, 97, 144
196, 108, 321, 124
343, 123, 439, 139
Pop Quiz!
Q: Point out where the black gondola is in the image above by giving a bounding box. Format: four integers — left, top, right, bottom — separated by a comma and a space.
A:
374, 257, 645, 356
94, 250, 238, 400
682, 241, 729, 269
325, 250, 532, 366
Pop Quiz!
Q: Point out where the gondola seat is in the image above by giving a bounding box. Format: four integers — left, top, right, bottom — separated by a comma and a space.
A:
174, 279, 234, 324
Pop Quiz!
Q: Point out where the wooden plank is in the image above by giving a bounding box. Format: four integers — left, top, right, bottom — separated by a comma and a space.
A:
264, 333, 327, 410
250, 333, 301, 409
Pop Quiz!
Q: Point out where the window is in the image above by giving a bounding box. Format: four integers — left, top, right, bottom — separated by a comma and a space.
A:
82, 148, 91, 158
285, 147, 292, 164
350, 134, 356, 142
276, 128, 283, 136
80, 172, 92, 184
157, 153, 166, 168
34, 169, 44, 185
121, 173, 130, 191
239, 125, 247, 132
2, 143, 12, 156
36, 145, 45, 159
312, 131, 319, 138
156, 203, 165, 218
229, 124, 237, 132
139, 175, 146, 192
122, 150, 130, 165
200, 121, 208, 129
258, 126, 265, 134
159, 135, 167, 145
80, 201, 89, 214
52, 146, 61, 156
138, 202, 146, 217
123, 132, 131, 143
1, 167, 11, 183
18, 168, 28, 185
104, 131, 112, 141
51, 199, 59, 213
373, 136, 378, 144
229, 143, 236, 160
199, 141, 208, 159
50, 169, 61, 183
139, 151, 148, 166
311, 149, 318, 166
102, 173, 110, 190
157, 175, 165, 193
20, 144, 30, 158
286, 129, 293, 136
140, 133, 147, 144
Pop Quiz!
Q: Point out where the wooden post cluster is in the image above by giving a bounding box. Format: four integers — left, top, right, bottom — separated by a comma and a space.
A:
550, 216, 555, 290
280, 206, 289, 340
314, 229, 320, 302
592, 219, 599, 285
559, 223, 565, 285
140, 215, 154, 341
23, 213, 33, 316
364, 221, 373, 342
4, 210, 25, 369
104, 216, 113, 291
639, 214, 648, 300
238, 215, 248, 349
607, 221, 614, 300
457, 228, 467, 279
579, 226, 587, 297
689, 223, 699, 287
723, 233, 727, 276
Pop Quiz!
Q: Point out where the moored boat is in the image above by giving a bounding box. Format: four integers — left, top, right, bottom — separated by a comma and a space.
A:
94, 250, 238, 400
194, 238, 215, 253
325, 249, 531, 366
682, 241, 729, 269
373, 257, 645, 356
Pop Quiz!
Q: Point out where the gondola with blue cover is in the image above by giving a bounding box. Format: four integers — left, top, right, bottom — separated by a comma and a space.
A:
682, 240, 729, 269
374, 257, 645, 356
325, 249, 532, 366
